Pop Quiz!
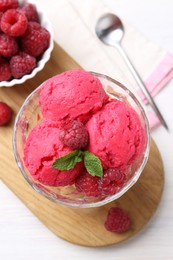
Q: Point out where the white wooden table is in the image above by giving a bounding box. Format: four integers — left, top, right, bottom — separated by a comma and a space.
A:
0, 0, 173, 259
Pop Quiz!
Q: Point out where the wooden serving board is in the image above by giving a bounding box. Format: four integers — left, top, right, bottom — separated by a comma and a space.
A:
0, 43, 164, 247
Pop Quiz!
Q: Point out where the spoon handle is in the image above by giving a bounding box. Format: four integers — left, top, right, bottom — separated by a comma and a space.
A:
116, 44, 168, 130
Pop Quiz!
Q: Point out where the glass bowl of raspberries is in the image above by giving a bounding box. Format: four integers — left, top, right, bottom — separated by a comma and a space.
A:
13, 70, 150, 208
0, 0, 54, 87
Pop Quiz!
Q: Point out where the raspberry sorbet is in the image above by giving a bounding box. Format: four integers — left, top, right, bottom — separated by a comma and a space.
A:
23, 69, 147, 198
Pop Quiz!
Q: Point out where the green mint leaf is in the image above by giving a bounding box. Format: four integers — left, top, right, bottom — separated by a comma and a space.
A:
52, 150, 83, 171
83, 151, 103, 177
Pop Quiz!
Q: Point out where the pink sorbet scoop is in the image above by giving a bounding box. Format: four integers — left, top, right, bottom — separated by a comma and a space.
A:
86, 99, 146, 170
39, 69, 108, 125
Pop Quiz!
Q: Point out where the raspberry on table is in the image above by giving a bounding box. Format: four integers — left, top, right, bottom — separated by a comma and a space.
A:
0, 33, 18, 57
1, 9, 28, 37
75, 171, 101, 197
10, 52, 36, 79
59, 120, 89, 150
99, 168, 126, 195
19, 3, 39, 23
0, 0, 18, 12
0, 101, 12, 126
0, 57, 12, 81
21, 21, 50, 57
104, 207, 131, 233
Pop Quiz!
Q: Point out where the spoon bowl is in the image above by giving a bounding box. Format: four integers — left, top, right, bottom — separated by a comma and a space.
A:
95, 13, 124, 45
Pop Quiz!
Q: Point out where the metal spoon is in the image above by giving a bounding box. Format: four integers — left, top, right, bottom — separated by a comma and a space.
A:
95, 13, 168, 130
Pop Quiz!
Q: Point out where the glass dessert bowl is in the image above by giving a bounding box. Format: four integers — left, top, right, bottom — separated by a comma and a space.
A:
13, 70, 150, 208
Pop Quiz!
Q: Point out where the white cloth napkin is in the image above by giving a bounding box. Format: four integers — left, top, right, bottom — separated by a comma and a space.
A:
38, 0, 173, 129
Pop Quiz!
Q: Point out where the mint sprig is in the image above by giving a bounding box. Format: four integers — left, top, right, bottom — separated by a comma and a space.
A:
52, 150, 103, 177
52, 150, 83, 170
83, 151, 103, 177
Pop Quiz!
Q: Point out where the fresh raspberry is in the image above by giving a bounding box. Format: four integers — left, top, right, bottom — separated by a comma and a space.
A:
0, 101, 12, 126
1, 9, 28, 37
0, 0, 18, 12
21, 21, 50, 57
59, 120, 89, 150
99, 168, 126, 195
75, 171, 101, 197
10, 52, 36, 79
0, 33, 18, 57
19, 3, 39, 23
104, 207, 131, 233
0, 57, 12, 81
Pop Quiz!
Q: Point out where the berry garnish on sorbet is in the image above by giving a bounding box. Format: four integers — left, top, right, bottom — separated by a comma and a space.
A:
99, 168, 126, 195
75, 170, 101, 197
59, 120, 89, 150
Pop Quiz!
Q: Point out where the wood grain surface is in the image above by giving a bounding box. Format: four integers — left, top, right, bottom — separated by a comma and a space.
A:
0, 42, 164, 247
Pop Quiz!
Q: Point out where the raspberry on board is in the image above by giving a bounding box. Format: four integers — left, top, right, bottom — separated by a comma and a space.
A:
59, 120, 89, 150
1, 9, 28, 37
21, 21, 50, 57
75, 171, 101, 197
19, 3, 39, 23
0, 0, 18, 12
10, 52, 36, 79
0, 101, 12, 126
0, 33, 18, 57
0, 57, 12, 81
99, 168, 126, 195
104, 207, 131, 233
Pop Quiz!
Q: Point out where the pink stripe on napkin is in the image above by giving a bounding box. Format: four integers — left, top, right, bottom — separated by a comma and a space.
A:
137, 53, 173, 130
147, 111, 160, 130
138, 53, 173, 103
